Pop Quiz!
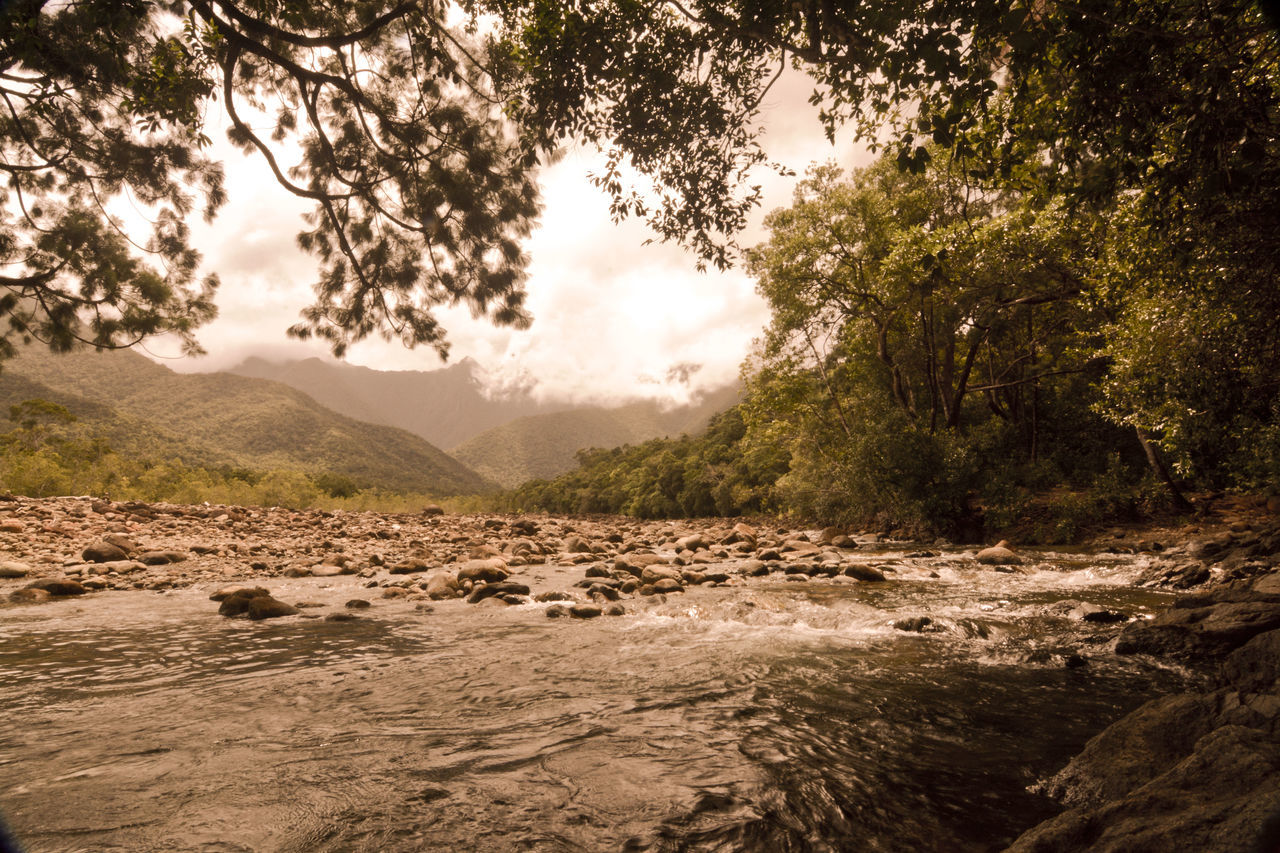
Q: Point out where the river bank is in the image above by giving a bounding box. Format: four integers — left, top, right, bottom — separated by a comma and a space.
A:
1, 493, 1278, 850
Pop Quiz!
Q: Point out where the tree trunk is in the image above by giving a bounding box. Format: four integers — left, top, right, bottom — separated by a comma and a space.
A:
1135, 427, 1194, 512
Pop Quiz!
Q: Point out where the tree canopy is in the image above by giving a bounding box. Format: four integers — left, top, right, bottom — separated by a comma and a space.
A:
1, 0, 540, 361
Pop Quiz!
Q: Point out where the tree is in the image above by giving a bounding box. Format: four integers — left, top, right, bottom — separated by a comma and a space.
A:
1, 0, 540, 362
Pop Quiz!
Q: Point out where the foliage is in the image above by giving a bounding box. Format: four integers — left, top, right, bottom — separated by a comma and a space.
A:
0, 397, 461, 510
1, 0, 540, 363
496, 407, 787, 519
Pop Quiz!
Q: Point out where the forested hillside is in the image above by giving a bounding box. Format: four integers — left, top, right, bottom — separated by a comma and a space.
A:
0, 347, 491, 499
229, 356, 567, 449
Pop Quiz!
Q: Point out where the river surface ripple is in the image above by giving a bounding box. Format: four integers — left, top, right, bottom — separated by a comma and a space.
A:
0, 549, 1199, 852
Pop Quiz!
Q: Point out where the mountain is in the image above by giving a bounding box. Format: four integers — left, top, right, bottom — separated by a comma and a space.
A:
451, 384, 742, 488
0, 347, 491, 495
228, 355, 567, 449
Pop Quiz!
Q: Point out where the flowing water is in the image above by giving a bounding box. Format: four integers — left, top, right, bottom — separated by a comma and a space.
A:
0, 549, 1199, 852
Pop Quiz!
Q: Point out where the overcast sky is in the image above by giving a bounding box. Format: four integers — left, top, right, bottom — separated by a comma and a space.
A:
150, 71, 870, 406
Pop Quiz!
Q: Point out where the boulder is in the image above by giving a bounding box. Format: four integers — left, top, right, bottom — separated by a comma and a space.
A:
456, 558, 509, 584
1010, 724, 1280, 853
975, 540, 1024, 566
0, 561, 32, 578
9, 587, 51, 603
217, 588, 289, 617
570, 603, 602, 619
1116, 600, 1280, 659
844, 565, 887, 582
640, 564, 683, 586
247, 595, 300, 620
24, 578, 87, 596
424, 572, 461, 600
466, 581, 530, 604
82, 540, 128, 563
1222, 629, 1280, 694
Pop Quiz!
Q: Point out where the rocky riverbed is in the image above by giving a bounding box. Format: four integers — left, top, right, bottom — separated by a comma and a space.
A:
2, 493, 1279, 850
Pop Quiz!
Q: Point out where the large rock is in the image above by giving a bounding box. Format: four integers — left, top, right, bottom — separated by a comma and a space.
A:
466, 581, 530, 604
218, 587, 296, 619
24, 578, 87, 596
1222, 629, 1280, 694
1116, 600, 1280, 659
82, 540, 128, 563
0, 561, 32, 578
975, 540, 1024, 566
844, 564, 887, 582
424, 571, 461, 600
246, 595, 299, 620
1009, 724, 1280, 853
456, 558, 509, 584
640, 565, 683, 585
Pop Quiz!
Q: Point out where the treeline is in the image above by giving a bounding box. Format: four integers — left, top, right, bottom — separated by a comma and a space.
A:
496, 408, 786, 518
0, 400, 446, 512
497, 132, 1280, 539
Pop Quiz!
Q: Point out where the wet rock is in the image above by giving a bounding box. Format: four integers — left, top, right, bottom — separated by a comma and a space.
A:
82, 541, 128, 563
9, 587, 51, 603
545, 604, 570, 618
844, 565, 887, 582
535, 591, 574, 603
975, 540, 1023, 566
604, 603, 626, 617
1116, 599, 1280, 659
218, 588, 290, 617
587, 582, 620, 601
641, 565, 683, 585
570, 603, 602, 619
388, 556, 432, 574
25, 578, 87, 596
324, 612, 360, 622
466, 581, 530, 604
211, 585, 269, 602
741, 559, 769, 577
247, 596, 300, 620
1221, 629, 1280, 694
893, 616, 940, 633
456, 558, 509, 584
345, 599, 372, 609
1011, 722, 1280, 853
424, 572, 461, 600
1067, 601, 1128, 623
652, 578, 684, 594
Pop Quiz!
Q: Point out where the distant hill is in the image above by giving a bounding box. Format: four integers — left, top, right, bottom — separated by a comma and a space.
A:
452, 384, 742, 488
229, 355, 567, 449
0, 347, 492, 495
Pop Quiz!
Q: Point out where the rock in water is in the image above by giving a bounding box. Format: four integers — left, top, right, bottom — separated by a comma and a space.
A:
844, 565, 887, 582
975, 540, 1024, 566
218, 587, 295, 619
247, 596, 299, 620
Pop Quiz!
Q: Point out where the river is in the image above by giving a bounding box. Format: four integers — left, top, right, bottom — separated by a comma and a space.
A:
0, 548, 1198, 852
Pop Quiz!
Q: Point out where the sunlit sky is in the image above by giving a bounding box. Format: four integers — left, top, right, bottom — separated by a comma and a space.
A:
150, 71, 870, 406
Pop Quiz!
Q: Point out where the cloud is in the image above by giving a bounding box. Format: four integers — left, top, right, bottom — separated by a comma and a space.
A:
156, 69, 866, 403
